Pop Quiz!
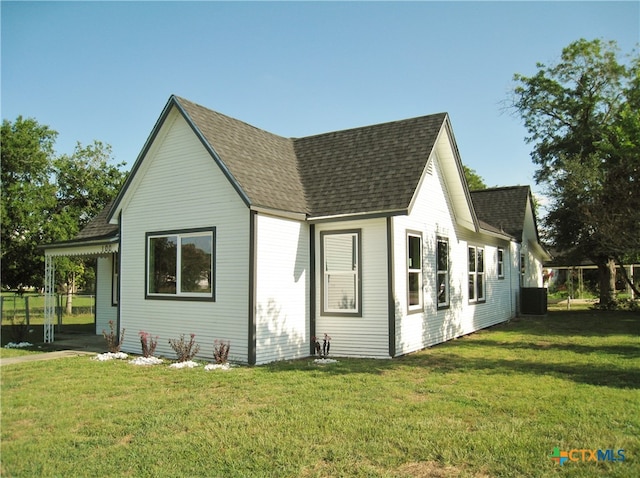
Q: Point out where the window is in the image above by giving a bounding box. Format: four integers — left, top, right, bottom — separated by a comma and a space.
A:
437, 237, 449, 308
468, 246, 485, 303
497, 248, 505, 279
520, 253, 526, 285
407, 233, 422, 311
146, 228, 215, 300
321, 230, 361, 316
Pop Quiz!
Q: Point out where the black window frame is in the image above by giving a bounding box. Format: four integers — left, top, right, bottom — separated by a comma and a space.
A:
320, 229, 362, 317
145, 226, 216, 302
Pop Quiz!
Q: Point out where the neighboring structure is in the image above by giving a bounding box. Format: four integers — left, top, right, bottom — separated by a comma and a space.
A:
43, 95, 549, 364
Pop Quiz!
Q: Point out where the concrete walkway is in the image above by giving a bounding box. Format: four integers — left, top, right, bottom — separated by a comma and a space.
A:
0, 334, 105, 367
0, 349, 96, 366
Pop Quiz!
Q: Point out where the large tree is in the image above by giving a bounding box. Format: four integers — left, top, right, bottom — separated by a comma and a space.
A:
510, 38, 640, 307
1, 117, 127, 294
463, 165, 487, 191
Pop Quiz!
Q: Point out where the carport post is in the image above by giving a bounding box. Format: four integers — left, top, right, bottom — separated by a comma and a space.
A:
44, 254, 55, 343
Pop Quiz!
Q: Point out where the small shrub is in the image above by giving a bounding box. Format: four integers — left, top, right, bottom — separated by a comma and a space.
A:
213, 339, 230, 364
139, 331, 159, 358
102, 320, 125, 353
311, 334, 331, 358
168, 333, 200, 362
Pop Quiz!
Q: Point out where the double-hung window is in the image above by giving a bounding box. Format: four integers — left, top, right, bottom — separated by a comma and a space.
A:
407, 232, 422, 311
497, 248, 505, 279
437, 237, 449, 308
147, 228, 215, 300
321, 230, 361, 316
468, 245, 485, 303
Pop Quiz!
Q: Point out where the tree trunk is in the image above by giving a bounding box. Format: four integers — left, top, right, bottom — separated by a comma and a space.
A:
597, 258, 617, 308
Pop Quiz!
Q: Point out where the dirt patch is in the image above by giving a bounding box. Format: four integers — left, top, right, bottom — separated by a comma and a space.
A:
396, 461, 491, 478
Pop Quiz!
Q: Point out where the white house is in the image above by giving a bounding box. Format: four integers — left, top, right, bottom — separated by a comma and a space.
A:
43, 95, 549, 364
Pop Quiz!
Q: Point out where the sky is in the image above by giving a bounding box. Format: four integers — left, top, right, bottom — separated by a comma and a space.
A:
2, 1, 639, 200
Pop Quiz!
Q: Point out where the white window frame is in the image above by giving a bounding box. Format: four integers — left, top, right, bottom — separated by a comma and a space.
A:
407, 232, 423, 312
497, 248, 505, 279
146, 227, 215, 301
321, 230, 362, 316
468, 245, 486, 303
437, 237, 449, 308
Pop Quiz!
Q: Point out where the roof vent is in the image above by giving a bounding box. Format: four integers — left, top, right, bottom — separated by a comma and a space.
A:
426, 159, 434, 175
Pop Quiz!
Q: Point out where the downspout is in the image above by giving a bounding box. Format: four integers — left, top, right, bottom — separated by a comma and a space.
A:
309, 224, 316, 356
248, 210, 257, 365
387, 217, 396, 358
116, 211, 123, 344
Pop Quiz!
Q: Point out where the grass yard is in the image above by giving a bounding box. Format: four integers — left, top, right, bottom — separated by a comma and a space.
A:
1, 310, 638, 477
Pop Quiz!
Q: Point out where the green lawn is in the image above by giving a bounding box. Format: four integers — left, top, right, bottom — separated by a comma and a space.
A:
1, 310, 638, 477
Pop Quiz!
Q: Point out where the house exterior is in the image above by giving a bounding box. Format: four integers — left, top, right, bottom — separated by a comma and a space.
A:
43, 95, 549, 364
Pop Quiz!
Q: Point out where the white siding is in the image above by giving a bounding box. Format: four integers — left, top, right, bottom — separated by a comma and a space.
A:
521, 199, 545, 287
315, 218, 389, 359
95, 255, 117, 335
394, 153, 517, 356
119, 111, 250, 363
255, 214, 309, 364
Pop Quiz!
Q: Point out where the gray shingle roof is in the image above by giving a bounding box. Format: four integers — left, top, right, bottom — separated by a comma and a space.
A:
69, 98, 536, 245
294, 114, 447, 218
176, 97, 446, 218
470, 186, 531, 240
176, 97, 307, 214
74, 200, 118, 240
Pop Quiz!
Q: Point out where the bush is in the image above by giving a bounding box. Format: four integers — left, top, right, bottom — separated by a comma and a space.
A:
139, 331, 158, 358
102, 320, 125, 353
213, 339, 230, 364
168, 334, 200, 362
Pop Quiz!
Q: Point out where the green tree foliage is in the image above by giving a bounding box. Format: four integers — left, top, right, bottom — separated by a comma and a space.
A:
463, 165, 487, 191
1, 117, 58, 289
511, 38, 640, 306
1, 117, 127, 291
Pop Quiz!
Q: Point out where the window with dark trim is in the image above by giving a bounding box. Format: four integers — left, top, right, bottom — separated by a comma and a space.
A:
437, 237, 449, 308
321, 230, 361, 316
497, 248, 505, 279
468, 245, 485, 303
407, 232, 422, 311
146, 228, 215, 300
520, 253, 526, 285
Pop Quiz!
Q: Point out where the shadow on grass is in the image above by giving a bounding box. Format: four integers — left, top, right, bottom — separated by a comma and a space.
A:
269, 349, 639, 389
419, 352, 640, 389
455, 339, 640, 359
266, 311, 640, 389
497, 310, 640, 337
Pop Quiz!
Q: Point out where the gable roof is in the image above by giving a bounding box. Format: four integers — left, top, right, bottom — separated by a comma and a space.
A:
470, 186, 532, 241
294, 113, 447, 218
109, 96, 451, 221
75, 200, 118, 241
176, 97, 307, 214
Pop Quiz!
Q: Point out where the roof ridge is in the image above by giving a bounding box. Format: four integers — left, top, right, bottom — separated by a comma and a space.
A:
292, 112, 448, 142
470, 185, 530, 194
173, 95, 290, 142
